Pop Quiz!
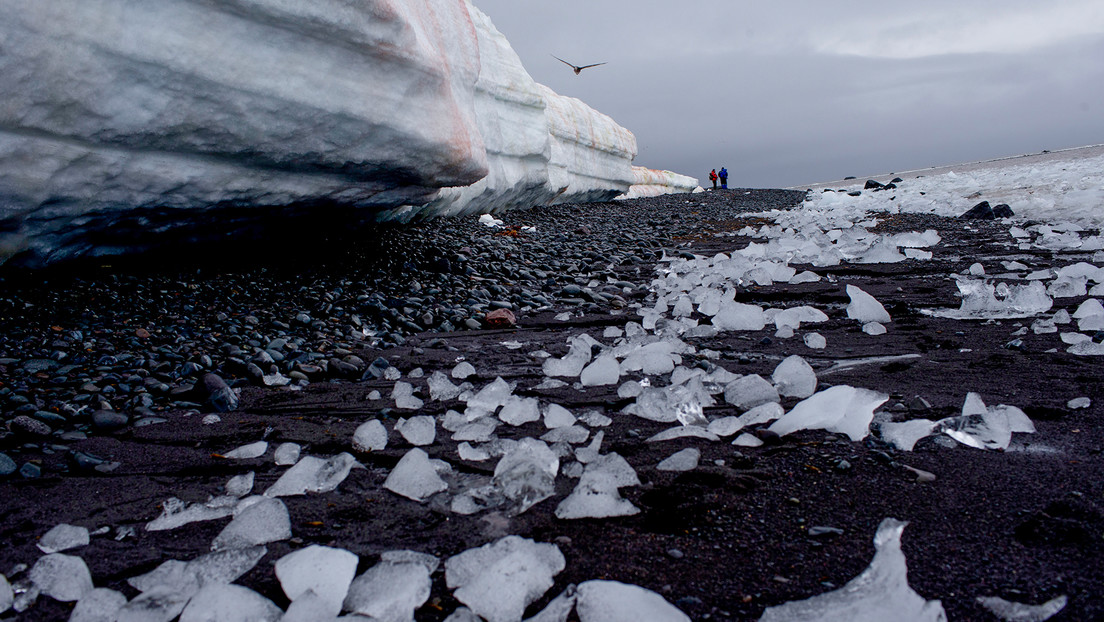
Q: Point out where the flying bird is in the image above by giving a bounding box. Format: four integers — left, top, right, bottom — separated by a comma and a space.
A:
551, 54, 607, 75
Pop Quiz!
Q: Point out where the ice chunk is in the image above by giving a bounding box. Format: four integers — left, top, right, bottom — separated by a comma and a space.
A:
185, 546, 268, 590
878, 419, 937, 452
739, 402, 785, 427
280, 590, 336, 622
397, 415, 437, 446
1069, 340, 1104, 355
708, 416, 744, 437
927, 279, 1053, 319
976, 594, 1067, 622
29, 553, 93, 602
264, 453, 359, 497
446, 536, 565, 622
580, 355, 620, 386
458, 442, 491, 462
712, 301, 767, 331
617, 380, 645, 399
392, 381, 424, 410
452, 361, 477, 380
352, 419, 388, 452
620, 341, 679, 375
342, 550, 439, 622
790, 271, 822, 284
1068, 397, 1091, 409
543, 404, 577, 429
1073, 298, 1104, 319
429, 371, 464, 401
646, 426, 719, 443
384, 448, 449, 502
863, 322, 888, 335
453, 419, 499, 442
576, 580, 689, 622
804, 333, 827, 349
541, 425, 590, 445
0, 574, 11, 614
772, 356, 817, 398
178, 584, 281, 622
494, 438, 559, 514
732, 433, 764, 447
499, 395, 541, 426
555, 454, 640, 519
212, 496, 291, 550
444, 607, 484, 622
114, 587, 191, 622
657, 448, 700, 472
774, 306, 829, 330
724, 374, 780, 411
223, 440, 267, 460
468, 377, 515, 416
858, 240, 906, 264
37, 523, 90, 554
524, 585, 577, 622
274, 443, 301, 466
846, 285, 892, 324
69, 587, 127, 622
759, 518, 945, 622
542, 335, 593, 377
769, 386, 889, 441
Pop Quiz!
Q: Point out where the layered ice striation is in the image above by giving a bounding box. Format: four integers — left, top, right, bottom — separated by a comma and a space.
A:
760, 519, 945, 622
0, 1, 707, 264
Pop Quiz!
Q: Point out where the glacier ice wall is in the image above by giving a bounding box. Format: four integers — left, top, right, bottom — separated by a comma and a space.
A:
0, 0, 688, 263
619, 167, 703, 200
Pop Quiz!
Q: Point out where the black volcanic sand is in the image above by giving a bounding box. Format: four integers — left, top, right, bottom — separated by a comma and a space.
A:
1, 189, 1102, 621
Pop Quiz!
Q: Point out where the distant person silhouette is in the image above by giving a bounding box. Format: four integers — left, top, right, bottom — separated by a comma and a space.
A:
709, 169, 718, 190
719, 167, 728, 189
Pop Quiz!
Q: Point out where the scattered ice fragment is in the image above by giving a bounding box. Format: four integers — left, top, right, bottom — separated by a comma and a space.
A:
968, 262, 986, 275
274, 442, 301, 466
580, 355, 620, 386
223, 441, 267, 460
445, 536, 565, 622
212, 496, 291, 550
976, 594, 1067, 622
274, 545, 358, 618
732, 433, 764, 447
904, 248, 933, 260
543, 404, 577, 429
226, 472, 254, 498
575, 431, 605, 464
1068, 340, 1104, 355
772, 355, 817, 399
494, 438, 559, 514
769, 386, 889, 441
29, 553, 94, 602
452, 361, 477, 380
367, 390, 382, 401
384, 366, 402, 381
1068, 397, 1091, 409
352, 419, 388, 452
0, 574, 11, 614
542, 335, 593, 377
146, 497, 235, 532
556, 454, 640, 519
878, 419, 937, 452
524, 585, 577, 622
37, 523, 90, 554
384, 448, 449, 502
114, 587, 191, 622
262, 372, 291, 387
280, 589, 335, 622
712, 301, 767, 331
202, 414, 221, 425
479, 213, 503, 227
264, 453, 359, 497
69, 587, 127, 622
1047, 275, 1088, 298
617, 380, 645, 399
344, 550, 439, 622
759, 518, 945, 622
429, 371, 464, 401
178, 583, 281, 622
1059, 332, 1091, 345
738, 402, 785, 427
499, 395, 542, 426
708, 416, 744, 437
444, 607, 483, 622
926, 279, 1052, 319
397, 415, 437, 446
789, 271, 821, 284
541, 425, 590, 445
533, 378, 568, 390
863, 322, 888, 335
458, 442, 491, 462
804, 333, 827, 349
392, 381, 424, 410
468, 377, 515, 416
646, 426, 720, 443
578, 411, 612, 427
576, 580, 689, 622
620, 341, 679, 375
554, 312, 572, 321
453, 419, 499, 442
724, 374, 780, 411
657, 448, 700, 472
846, 285, 892, 324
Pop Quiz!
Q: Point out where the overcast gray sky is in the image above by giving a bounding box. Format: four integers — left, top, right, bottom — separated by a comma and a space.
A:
474, 0, 1104, 188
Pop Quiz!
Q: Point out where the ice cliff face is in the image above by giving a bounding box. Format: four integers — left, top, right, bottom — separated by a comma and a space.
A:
0, 1, 687, 264
619, 167, 703, 200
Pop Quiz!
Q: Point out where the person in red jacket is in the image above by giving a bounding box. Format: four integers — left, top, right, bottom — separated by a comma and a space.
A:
709, 169, 718, 189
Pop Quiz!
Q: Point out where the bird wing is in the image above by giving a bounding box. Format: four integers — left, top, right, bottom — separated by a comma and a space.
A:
551, 55, 579, 70
577, 62, 607, 70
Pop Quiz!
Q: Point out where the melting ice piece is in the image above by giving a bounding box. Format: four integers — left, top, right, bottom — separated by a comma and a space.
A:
846, 285, 892, 324
772, 355, 817, 399
712, 301, 767, 331
29, 553, 94, 602
177, 583, 281, 622
524, 585, 577, 622
264, 453, 359, 497
445, 536, 565, 622
392, 381, 424, 410
1068, 397, 1091, 409
145, 496, 240, 532
580, 355, 620, 386
724, 374, 780, 411
541, 425, 590, 445
397, 415, 437, 446
468, 377, 515, 416
344, 550, 439, 622
37, 523, 90, 554
212, 497, 291, 550
115, 587, 191, 622
384, 448, 449, 502
576, 580, 689, 622
620, 341, 680, 375
774, 306, 829, 330
1, 574, 11, 614
708, 416, 744, 437
759, 518, 945, 622
863, 322, 888, 335
493, 438, 559, 514
976, 594, 1067, 622
543, 404, 577, 429
452, 361, 477, 380
732, 433, 764, 447
352, 419, 388, 452
926, 279, 1053, 319
499, 395, 542, 426
223, 440, 268, 460
69, 587, 127, 622
769, 386, 889, 441
274, 443, 301, 466
804, 333, 827, 349
646, 426, 719, 443
542, 335, 593, 377
555, 454, 640, 519
657, 448, 700, 472
127, 546, 268, 598
429, 371, 464, 401
738, 402, 785, 428
879, 419, 938, 452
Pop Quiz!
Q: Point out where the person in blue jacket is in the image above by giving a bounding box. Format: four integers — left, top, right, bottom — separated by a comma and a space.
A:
718, 167, 728, 189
